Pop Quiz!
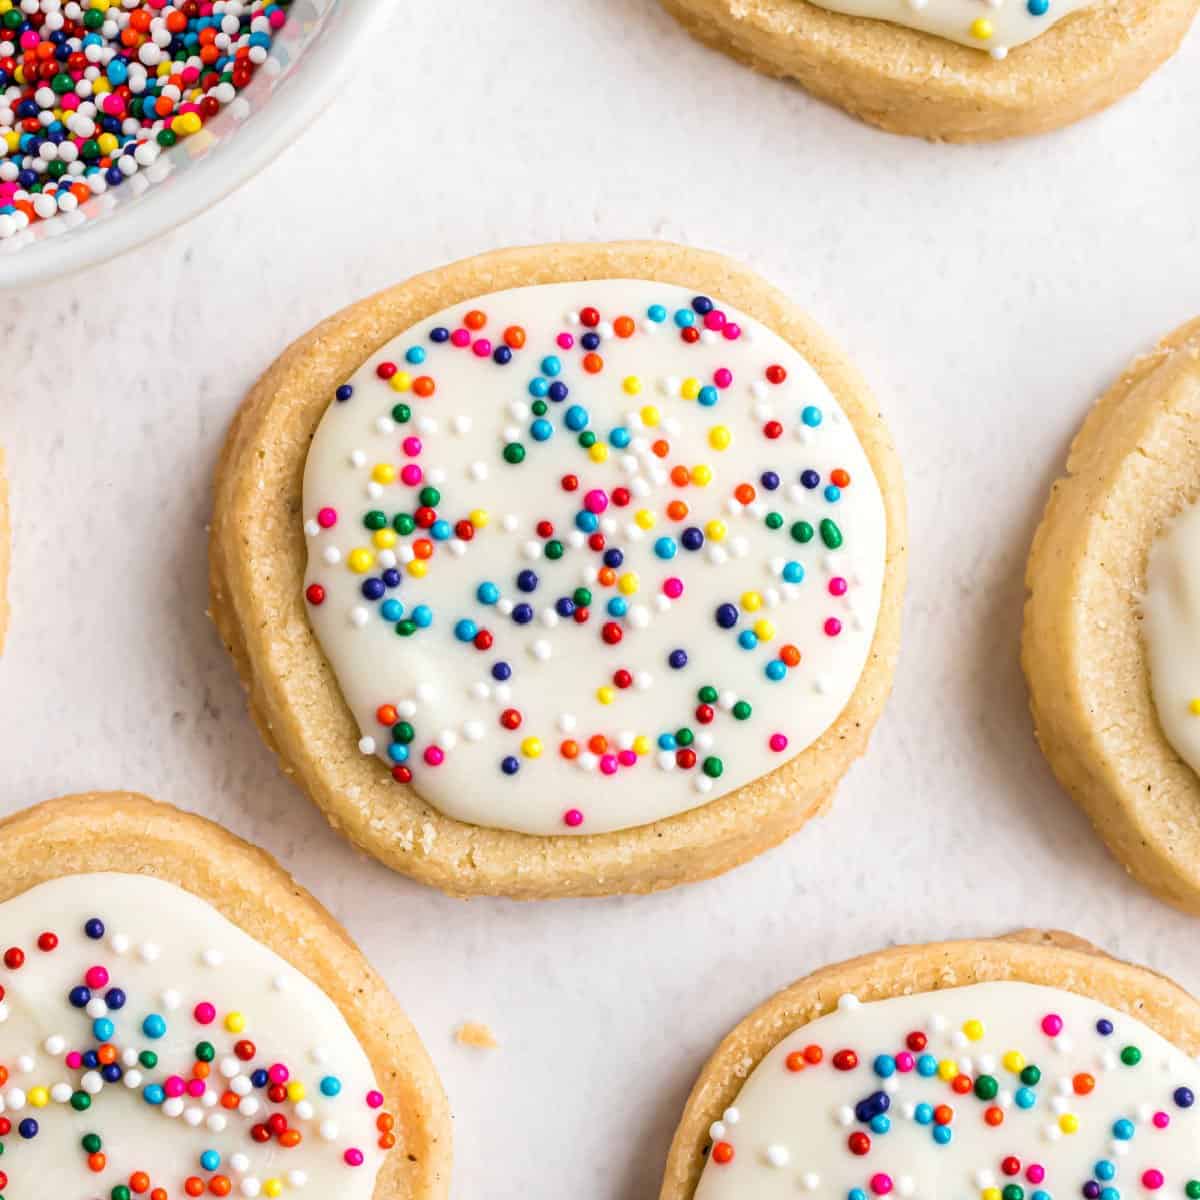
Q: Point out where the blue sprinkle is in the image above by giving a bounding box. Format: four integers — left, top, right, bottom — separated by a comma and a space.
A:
104, 988, 126, 1010
1095, 1162, 1117, 1182
802, 405, 823, 427
335, 384, 353, 403
914, 1102, 933, 1125
575, 511, 599, 533
607, 597, 628, 617
824, 485, 842, 503
381, 599, 403, 622
405, 347, 426, 365
84, 919, 105, 940
549, 381, 569, 403
801, 469, 821, 489
691, 295, 714, 314
765, 660, 786, 681
541, 355, 562, 377
1096, 1019, 1115, 1037
143, 1084, 165, 1105
528, 377, 550, 398
430, 519, 452, 541
870, 1114, 891, 1134
388, 743, 409, 764
698, 386, 719, 407
142, 1014, 167, 1039
429, 327, 450, 343
200, 1151, 221, 1172
565, 405, 589, 431
917, 1055, 938, 1077
512, 603, 533, 625
1028, 0, 1049, 13
412, 605, 433, 628
658, 733, 677, 750
610, 426, 631, 448
320, 1076, 342, 1097
1015, 1087, 1037, 1109
654, 537, 677, 560
738, 630, 758, 650
1112, 1119, 1135, 1140
674, 308, 696, 328
668, 649, 688, 669
92, 1018, 114, 1041
760, 471, 780, 490
647, 304, 667, 323
873, 1054, 896, 1078
530, 418, 553, 442
782, 562, 805, 584
477, 582, 500, 605
932, 1125, 952, 1145
455, 619, 478, 642
501, 756, 520, 776
491, 661, 512, 681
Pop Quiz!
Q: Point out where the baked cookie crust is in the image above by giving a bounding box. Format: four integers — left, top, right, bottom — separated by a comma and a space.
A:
0, 792, 452, 1200
660, 930, 1200, 1199
659, 0, 1199, 142
1024, 319, 1200, 914
209, 241, 907, 900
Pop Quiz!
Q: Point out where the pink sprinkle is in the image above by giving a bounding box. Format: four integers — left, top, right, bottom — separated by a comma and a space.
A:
1153, 1111, 1170, 1129
317, 507, 338, 528
870, 1175, 893, 1196
662, 577, 684, 599
85, 966, 109, 989
583, 489, 608, 514
402, 437, 422, 457
193, 1002, 215, 1025
268, 1063, 289, 1084
186, 1078, 206, 1097
829, 577, 848, 596
894, 1052, 915, 1073
450, 328, 470, 348
1041, 1013, 1064, 1037
1027, 1166, 1046, 1185
19, 30, 38, 49
102, 94, 125, 116
824, 617, 843, 637
344, 1148, 365, 1167
769, 733, 788, 753
563, 809, 584, 827
165, 1076, 186, 1098
366, 1090, 384, 1108
1142, 1172, 1164, 1191
599, 754, 619, 775
423, 745, 445, 766
268, 6, 286, 25
400, 464, 423, 486
617, 749, 637, 767
722, 323, 741, 341
472, 339, 492, 358
556, 332, 575, 350
703, 310, 726, 331
713, 367, 733, 389
66, 1051, 83, 1069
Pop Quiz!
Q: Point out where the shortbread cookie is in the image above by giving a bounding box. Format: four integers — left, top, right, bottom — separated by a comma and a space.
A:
1024, 319, 1200, 914
662, 931, 1200, 1200
0, 792, 451, 1199
210, 242, 906, 899
660, 0, 1199, 142
0, 447, 8, 654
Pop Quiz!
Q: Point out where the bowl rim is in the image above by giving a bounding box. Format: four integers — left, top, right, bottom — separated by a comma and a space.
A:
0, 0, 385, 292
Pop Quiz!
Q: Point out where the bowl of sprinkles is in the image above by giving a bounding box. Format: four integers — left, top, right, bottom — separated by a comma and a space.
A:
0, 0, 381, 287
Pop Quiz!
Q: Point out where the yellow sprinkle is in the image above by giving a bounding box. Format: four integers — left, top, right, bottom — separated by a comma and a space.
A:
96, 132, 118, 154
588, 442, 609, 463
224, 1011, 246, 1034
963, 1019, 985, 1042
618, 572, 640, 595
622, 376, 642, 396
287, 1081, 306, 1102
1189, 698, 1200, 716
1059, 1113, 1079, 1135
597, 687, 615, 705
28, 1086, 49, 1108
633, 735, 651, 755
741, 591, 763, 612
708, 425, 732, 451
390, 372, 412, 392
171, 112, 202, 137
1003, 1051, 1026, 1073
635, 509, 656, 530
705, 520, 727, 542
469, 509, 489, 528
680, 377, 701, 401
937, 1059, 958, 1082
373, 529, 397, 549
371, 463, 396, 485
640, 405, 660, 428
983, 1189, 1002, 1200
264, 1182, 283, 1199
347, 548, 374, 574
753, 618, 775, 642
521, 736, 543, 759
691, 464, 713, 486
971, 17, 994, 39
407, 560, 428, 579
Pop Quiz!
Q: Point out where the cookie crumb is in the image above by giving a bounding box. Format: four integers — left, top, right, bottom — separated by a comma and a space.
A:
455, 1022, 498, 1050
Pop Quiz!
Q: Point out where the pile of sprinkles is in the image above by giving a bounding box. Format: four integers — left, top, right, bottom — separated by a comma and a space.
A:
694, 982, 1200, 1200
0, 875, 390, 1199
0, 0, 291, 240
301, 279, 888, 836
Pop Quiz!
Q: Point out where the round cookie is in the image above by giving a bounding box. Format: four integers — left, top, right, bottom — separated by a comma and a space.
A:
661, 931, 1200, 1200
209, 241, 906, 900
0, 447, 8, 654
659, 0, 1199, 142
1024, 319, 1200, 914
0, 792, 451, 1200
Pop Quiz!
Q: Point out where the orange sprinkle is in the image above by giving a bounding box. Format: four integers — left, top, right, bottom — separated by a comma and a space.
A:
804, 1044, 823, 1064
379, 1132, 397, 1149
560, 739, 579, 760
88, 1153, 107, 1173
588, 735, 608, 755
97, 1044, 117, 1065
652, 439, 670, 458
376, 1114, 395, 1132
1073, 1073, 1095, 1095
209, 1178, 232, 1198
734, 483, 756, 505
831, 468, 851, 487
582, 352, 604, 374
785, 1051, 807, 1072
412, 376, 436, 398
464, 309, 487, 331
666, 500, 688, 521
376, 704, 398, 726
503, 325, 526, 349
130, 1172, 150, 1194
712, 1142, 734, 1165
279, 1129, 302, 1148
193, 1061, 210, 1079
220, 1090, 240, 1109
413, 538, 434, 560
597, 567, 617, 587
669, 465, 690, 487
614, 316, 635, 338
985, 1106, 1004, 1126
185, 1179, 205, 1198
152, 1190, 169, 1200
781, 644, 801, 668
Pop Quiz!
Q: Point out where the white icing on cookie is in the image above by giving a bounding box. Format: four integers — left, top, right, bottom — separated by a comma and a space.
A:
301, 280, 888, 835
806, 0, 1093, 57
695, 981, 1200, 1200
0, 873, 387, 1198
1144, 499, 1200, 777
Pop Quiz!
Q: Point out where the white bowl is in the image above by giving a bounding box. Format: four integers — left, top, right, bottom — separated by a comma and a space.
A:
0, 0, 382, 290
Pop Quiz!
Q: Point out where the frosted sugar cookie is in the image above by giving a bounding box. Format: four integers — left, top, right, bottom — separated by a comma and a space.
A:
660, 0, 1199, 142
661, 932, 1200, 1199
0, 792, 451, 1199
0, 448, 8, 654
210, 242, 906, 899
1024, 318, 1200, 914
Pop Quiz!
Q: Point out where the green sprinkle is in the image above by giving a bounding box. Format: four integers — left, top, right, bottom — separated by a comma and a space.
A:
1002, 1187, 1023, 1200
765, 511, 783, 530
364, 510, 387, 531
393, 722, 414, 744
391, 403, 411, 423
393, 513, 416, 535
732, 700, 752, 720
396, 620, 417, 637
790, 520, 814, 544
702, 756, 724, 778
138, 1051, 158, 1069
503, 443, 526, 464
70, 1091, 91, 1111
1120, 1046, 1142, 1066
974, 1075, 999, 1101
1184, 1182, 1200, 1199
819, 518, 843, 549
82, 1134, 102, 1154
195, 1041, 215, 1063
578, 431, 596, 449
545, 540, 564, 560
1020, 1065, 1041, 1086
573, 588, 592, 607
112, 1187, 132, 1200
676, 727, 694, 747
531, 400, 548, 416
419, 486, 441, 507
698, 686, 718, 704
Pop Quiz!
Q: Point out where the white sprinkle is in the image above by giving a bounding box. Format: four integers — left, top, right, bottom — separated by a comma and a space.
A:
765, 1145, 790, 1168
201, 948, 224, 967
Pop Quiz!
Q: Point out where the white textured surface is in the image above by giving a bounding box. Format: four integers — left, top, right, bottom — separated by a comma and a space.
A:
2, 4, 1200, 1197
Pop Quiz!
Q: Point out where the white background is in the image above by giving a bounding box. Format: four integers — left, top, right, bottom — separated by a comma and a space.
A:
3, 4, 1200, 1197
